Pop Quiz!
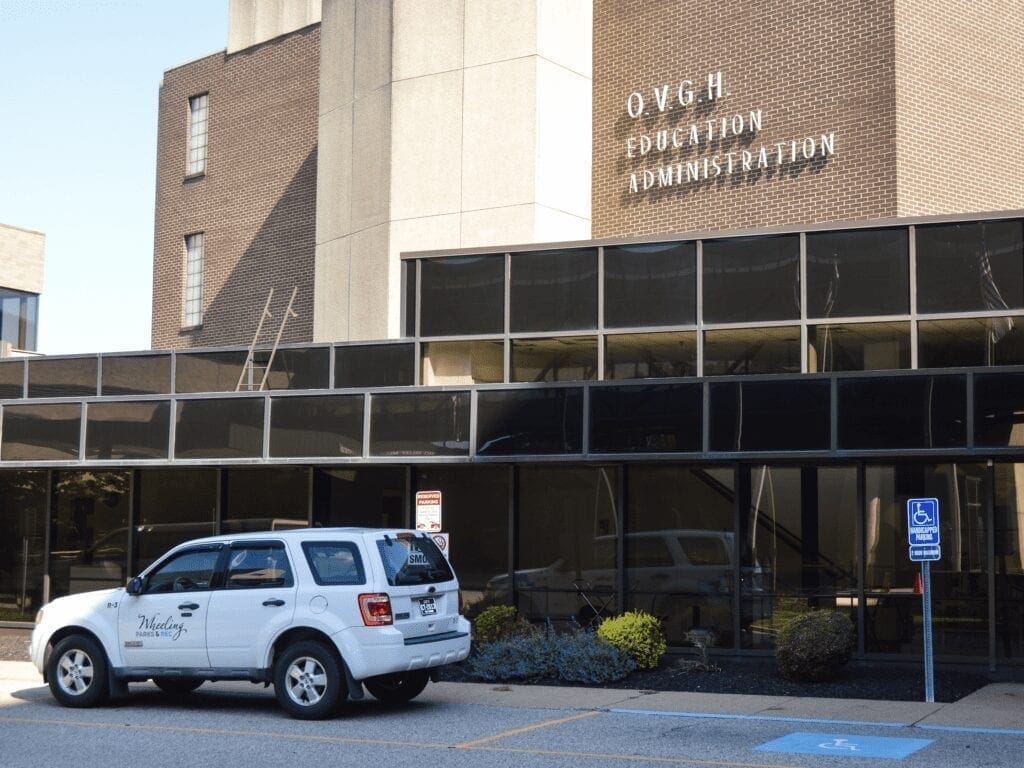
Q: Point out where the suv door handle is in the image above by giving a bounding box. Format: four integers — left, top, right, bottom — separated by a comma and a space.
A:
178, 603, 200, 611
263, 599, 286, 607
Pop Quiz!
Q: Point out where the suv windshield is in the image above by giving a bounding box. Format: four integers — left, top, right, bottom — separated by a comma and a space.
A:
375, 534, 453, 586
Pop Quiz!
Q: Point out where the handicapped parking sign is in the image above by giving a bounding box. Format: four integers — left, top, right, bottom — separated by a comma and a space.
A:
907, 498, 940, 546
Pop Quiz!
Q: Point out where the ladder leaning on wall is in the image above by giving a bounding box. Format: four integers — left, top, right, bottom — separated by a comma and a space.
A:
235, 286, 299, 392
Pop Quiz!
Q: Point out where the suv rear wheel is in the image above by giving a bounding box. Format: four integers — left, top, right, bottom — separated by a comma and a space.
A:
364, 669, 429, 705
273, 641, 344, 719
47, 635, 110, 708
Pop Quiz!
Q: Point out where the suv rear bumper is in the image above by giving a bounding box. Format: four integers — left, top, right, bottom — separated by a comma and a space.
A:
336, 618, 471, 680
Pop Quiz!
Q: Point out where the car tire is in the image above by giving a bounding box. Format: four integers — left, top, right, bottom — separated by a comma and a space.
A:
364, 669, 429, 705
47, 634, 110, 708
152, 677, 203, 695
273, 641, 344, 720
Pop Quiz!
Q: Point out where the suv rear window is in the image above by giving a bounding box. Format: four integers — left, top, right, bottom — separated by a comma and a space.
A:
375, 534, 453, 586
302, 541, 366, 585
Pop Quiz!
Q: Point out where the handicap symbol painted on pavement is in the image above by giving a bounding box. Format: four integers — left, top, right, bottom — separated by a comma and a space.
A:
756, 732, 933, 760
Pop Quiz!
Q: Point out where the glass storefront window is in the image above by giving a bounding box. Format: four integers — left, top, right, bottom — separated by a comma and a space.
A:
919, 317, 1024, 368
134, 469, 217, 573
837, 376, 966, 449
421, 340, 504, 385
100, 355, 171, 396
808, 322, 910, 372
0, 360, 24, 399
313, 467, 406, 528
369, 391, 470, 456
993, 464, 1024, 659
703, 326, 801, 376
975, 372, 1024, 447
805, 228, 909, 318
510, 249, 597, 332
511, 336, 597, 382
1, 403, 81, 460
263, 347, 331, 390
702, 235, 800, 323
589, 383, 702, 453
476, 388, 583, 455
174, 351, 248, 393
0, 471, 47, 619
27, 357, 97, 398
420, 254, 505, 336
709, 380, 830, 452
222, 468, 310, 533
605, 331, 697, 380
269, 395, 363, 458
86, 402, 171, 460
603, 242, 696, 328
335, 344, 415, 388
174, 398, 264, 459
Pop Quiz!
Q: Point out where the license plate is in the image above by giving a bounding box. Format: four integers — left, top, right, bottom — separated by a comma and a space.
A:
418, 597, 437, 616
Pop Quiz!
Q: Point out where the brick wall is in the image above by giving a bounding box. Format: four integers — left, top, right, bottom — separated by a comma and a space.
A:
151, 25, 319, 350
894, 0, 1024, 215
592, 0, 899, 238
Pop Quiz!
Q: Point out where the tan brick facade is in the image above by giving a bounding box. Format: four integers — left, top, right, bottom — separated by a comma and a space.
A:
151, 25, 319, 350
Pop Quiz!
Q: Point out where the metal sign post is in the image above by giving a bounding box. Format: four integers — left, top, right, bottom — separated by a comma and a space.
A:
907, 498, 940, 704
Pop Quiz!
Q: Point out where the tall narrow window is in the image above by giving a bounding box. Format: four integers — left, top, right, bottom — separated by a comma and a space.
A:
187, 93, 209, 175
184, 233, 204, 327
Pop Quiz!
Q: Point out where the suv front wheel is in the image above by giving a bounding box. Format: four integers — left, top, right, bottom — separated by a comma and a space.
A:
364, 669, 429, 705
273, 641, 345, 719
47, 634, 110, 708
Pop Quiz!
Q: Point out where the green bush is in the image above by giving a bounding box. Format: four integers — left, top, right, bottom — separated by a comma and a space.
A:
776, 610, 855, 682
472, 604, 533, 644
597, 611, 667, 670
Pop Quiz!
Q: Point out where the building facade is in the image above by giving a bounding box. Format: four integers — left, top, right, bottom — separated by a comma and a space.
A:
0, 223, 44, 354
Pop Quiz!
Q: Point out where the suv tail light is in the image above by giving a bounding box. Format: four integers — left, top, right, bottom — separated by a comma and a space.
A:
358, 593, 393, 626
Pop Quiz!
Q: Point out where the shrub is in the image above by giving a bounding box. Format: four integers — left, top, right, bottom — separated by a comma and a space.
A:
472, 604, 533, 644
776, 610, 855, 682
597, 611, 667, 670
554, 629, 637, 684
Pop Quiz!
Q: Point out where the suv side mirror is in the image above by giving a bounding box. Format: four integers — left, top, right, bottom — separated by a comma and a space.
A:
126, 576, 144, 596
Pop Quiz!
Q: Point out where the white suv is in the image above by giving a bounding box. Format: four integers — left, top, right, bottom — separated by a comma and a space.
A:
30, 528, 470, 719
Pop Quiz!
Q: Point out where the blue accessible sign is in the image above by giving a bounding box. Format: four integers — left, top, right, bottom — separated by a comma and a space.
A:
907, 498, 940, 546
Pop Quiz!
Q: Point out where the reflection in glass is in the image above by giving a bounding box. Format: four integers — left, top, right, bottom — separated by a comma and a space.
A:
269, 395, 363, 457
420, 254, 505, 336
916, 219, 1024, 313
919, 318, 1024, 368
974, 373, 1024, 447
589, 384, 702, 453
86, 402, 170, 460
0, 471, 47, 619
222, 468, 310, 533
100, 355, 171, 395
477, 388, 583, 455
421, 340, 503, 385
703, 326, 800, 375
369, 392, 470, 456
709, 380, 830, 451
335, 344, 414, 388
1, 403, 81, 460
510, 249, 597, 332
805, 228, 909, 317
175, 351, 248, 393
808, 322, 910, 372
51, 471, 130, 598
516, 467, 620, 624
0, 360, 24, 399
0, 289, 39, 351
27, 357, 97, 398
605, 332, 696, 379
174, 398, 264, 458
604, 242, 696, 328
313, 467, 407, 529
741, 466, 858, 649
134, 469, 217, 574
626, 465, 735, 646
837, 376, 966, 449
864, 464, 988, 656
511, 336, 597, 382
993, 464, 1024, 658
263, 347, 330, 390
702, 235, 800, 323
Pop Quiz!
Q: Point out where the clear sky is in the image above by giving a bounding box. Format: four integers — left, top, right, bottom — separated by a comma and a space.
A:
0, 0, 228, 354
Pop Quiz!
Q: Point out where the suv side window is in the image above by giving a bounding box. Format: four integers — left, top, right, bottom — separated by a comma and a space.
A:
302, 542, 366, 585
225, 543, 294, 589
145, 548, 220, 594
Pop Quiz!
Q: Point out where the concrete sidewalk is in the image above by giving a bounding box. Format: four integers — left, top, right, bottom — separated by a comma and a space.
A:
3, 659, 1022, 734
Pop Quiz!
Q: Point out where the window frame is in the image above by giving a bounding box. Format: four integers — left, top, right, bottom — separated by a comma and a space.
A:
183, 232, 205, 329
186, 92, 209, 177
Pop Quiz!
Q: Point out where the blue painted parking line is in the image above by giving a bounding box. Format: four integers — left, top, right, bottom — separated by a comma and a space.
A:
918, 724, 1024, 737
607, 708, 908, 728
755, 732, 933, 759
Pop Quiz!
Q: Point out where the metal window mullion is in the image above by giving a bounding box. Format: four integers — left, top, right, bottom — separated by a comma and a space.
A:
597, 246, 605, 380
262, 395, 271, 460
909, 225, 918, 369
966, 373, 975, 448
986, 460, 996, 671
168, 398, 177, 460
362, 393, 372, 458
582, 384, 590, 457
78, 402, 87, 461
856, 461, 866, 656
830, 376, 838, 451
468, 389, 478, 458
504, 253, 511, 383
800, 232, 808, 373
95, 355, 103, 396
696, 240, 704, 376
21, 358, 28, 397
328, 344, 336, 389
702, 380, 710, 453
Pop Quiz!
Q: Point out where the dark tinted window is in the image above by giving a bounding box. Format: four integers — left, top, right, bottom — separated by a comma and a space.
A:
1, 403, 81, 460
27, 357, 97, 398
916, 219, 1024, 313
0, 360, 24, 399
975, 373, 1024, 447
510, 249, 597, 332
265, 348, 330, 390
589, 383, 702, 453
313, 467, 406, 528
808, 322, 910, 372
270, 395, 363, 457
420, 254, 505, 336
222, 468, 310, 532
175, 351, 248, 393
135, 470, 217, 574
918, 318, 1024, 368
604, 242, 696, 327
404, 260, 417, 337
375, 534, 453, 586
605, 332, 697, 379
335, 344, 414, 388
703, 326, 801, 375
100, 355, 171, 395
225, 543, 294, 589
86, 402, 170, 460
511, 336, 597, 382
370, 391, 469, 456
710, 380, 830, 451
806, 228, 909, 317
174, 398, 264, 458
302, 542, 366, 586
702, 235, 800, 322
145, 548, 220, 593
837, 376, 966, 449
477, 388, 583, 455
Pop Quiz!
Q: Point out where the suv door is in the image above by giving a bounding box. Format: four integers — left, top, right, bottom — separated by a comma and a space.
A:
117, 545, 222, 668
206, 541, 297, 668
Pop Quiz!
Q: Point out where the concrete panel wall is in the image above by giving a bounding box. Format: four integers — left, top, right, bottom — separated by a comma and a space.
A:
0, 224, 45, 295
228, 0, 321, 53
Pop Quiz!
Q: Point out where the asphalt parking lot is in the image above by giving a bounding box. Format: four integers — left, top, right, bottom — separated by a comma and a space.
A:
2, 661, 1023, 768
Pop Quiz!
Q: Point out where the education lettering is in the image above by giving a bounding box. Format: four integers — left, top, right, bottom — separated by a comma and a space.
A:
624, 71, 836, 194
